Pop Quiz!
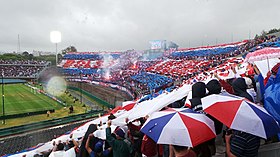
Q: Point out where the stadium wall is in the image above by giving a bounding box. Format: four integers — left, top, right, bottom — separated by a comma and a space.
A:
67, 86, 114, 109
67, 80, 132, 106
0, 109, 55, 120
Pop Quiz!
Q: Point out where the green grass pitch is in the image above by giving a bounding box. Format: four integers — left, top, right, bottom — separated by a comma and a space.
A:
0, 84, 61, 115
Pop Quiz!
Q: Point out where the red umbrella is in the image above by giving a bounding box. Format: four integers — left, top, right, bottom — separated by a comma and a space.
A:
245, 47, 280, 63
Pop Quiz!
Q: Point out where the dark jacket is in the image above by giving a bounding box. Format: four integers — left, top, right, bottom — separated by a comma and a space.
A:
206, 79, 223, 135
106, 127, 132, 157
232, 78, 254, 102
190, 82, 206, 112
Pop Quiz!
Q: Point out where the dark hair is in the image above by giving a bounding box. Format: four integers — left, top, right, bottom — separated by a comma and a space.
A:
192, 82, 206, 98
173, 145, 188, 152
56, 143, 64, 151
108, 113, 116, 120
206, 79, 221, 95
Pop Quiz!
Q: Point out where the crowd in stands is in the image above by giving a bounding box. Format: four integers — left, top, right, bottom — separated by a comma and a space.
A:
11, 59, 280, 156
62, 53, 160, 98
0, 59, 48, 65
3, 32, 280, 157
63, 53, 121, 60
61, 37, 280, 99
131, 72, 173, 92
34, 63, 280, 156
0, 65, 44, 77
171, 44, 240, 58
0, 59, 49, 78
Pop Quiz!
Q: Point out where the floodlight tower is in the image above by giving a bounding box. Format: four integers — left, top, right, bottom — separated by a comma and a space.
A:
1, 72, 5, 124
50, 31, 62, 66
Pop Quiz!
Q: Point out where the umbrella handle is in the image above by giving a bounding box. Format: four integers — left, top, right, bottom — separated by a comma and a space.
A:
267, 57, 270, 71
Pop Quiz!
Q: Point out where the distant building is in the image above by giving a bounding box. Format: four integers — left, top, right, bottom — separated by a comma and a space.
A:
32, 50, 56, 56
141, 40, 179, 60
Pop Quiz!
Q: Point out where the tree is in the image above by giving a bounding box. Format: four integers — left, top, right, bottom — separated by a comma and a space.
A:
28, 53, 34, 60
22, 51, 29, 57
62, 46, 77, 54
268, 28, 280, 34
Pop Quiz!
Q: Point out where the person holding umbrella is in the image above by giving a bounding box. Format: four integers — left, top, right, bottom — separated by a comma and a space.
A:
140, 108, 216, 157
224, 78, 261, 157
205, 79, 224, 155
170, 145, 196, 157
189, 82, 213, 157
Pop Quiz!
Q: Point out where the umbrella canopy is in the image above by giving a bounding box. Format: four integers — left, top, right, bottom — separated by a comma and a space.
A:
245, 47, 280, 63
140, 108, 216, 147
201, 94, 280, 139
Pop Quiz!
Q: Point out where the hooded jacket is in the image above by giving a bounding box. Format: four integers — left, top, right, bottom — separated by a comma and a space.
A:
190, 82, 206, 112
232, 78, 254, 102
206, 79, 221, 95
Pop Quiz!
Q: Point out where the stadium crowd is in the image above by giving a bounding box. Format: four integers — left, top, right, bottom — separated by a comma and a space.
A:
61, 35, 280, 100
45, 34, 280, 157
2, 34, 280, 157
0, 59, 50, 78
0, 60, 48, 65
36, 59, 280, 157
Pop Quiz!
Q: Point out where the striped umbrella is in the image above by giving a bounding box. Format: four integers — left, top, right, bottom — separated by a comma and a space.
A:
201, 94, 280, 139
140, 108, 216, 147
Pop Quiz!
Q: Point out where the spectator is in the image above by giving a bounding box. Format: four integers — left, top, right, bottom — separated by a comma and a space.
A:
106, 120, 132, 157
141, 134, 158, 157
225, 77, 261, 157
126, 118, 144, 157
69, 105, 74, 114
206, 79, 224, 155
79, 124, 98, 157
189, 82, 207, 112
231, 78, 254, 102
225, 130, 260, 157
187, 82, 212, 157
47, 110, 51, 117
86, 134, 112, 157
170, 145, 196, 157
49, 142, 76, 157
244, 77, 257, 103
214, 72, 234, 94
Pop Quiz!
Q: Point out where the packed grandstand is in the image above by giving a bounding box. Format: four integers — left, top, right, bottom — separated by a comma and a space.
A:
1, 33, 280, 157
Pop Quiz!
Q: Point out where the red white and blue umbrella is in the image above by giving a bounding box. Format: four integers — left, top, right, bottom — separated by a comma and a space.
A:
201, 94, 280, 139
140, 108, 216, 147
245, 47, 280, 63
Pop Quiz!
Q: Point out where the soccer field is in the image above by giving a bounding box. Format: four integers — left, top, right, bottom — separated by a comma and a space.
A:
0, 84, 61, 115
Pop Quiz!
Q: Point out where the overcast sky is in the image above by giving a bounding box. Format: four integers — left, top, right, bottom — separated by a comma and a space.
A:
0, 0, 280, 53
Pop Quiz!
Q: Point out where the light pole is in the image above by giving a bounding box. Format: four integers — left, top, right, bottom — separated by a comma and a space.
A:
2, 72, 5, 124
79, 67, 83, 105
50, 31, 62, 66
